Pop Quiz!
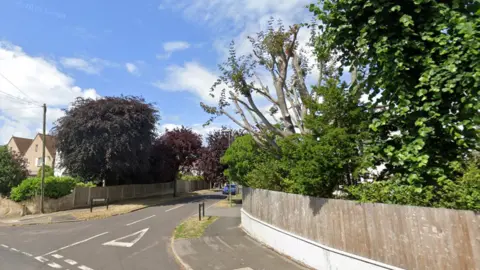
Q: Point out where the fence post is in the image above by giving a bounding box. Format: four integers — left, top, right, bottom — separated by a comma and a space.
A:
87, 187, 91, 206
72, 187, 76, 208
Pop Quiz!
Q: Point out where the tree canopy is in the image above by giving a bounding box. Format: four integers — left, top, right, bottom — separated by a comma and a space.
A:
53, 96, 159, 185
310, 0, 480, 186
157, 126, 203, 174
197, 129, 243, 185
0, 146, 28, 195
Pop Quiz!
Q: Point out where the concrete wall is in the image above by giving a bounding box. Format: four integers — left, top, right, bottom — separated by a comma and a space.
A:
241, 187, 480, 270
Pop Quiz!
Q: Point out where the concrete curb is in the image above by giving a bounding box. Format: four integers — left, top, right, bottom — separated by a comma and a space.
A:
170, 236, 193, 270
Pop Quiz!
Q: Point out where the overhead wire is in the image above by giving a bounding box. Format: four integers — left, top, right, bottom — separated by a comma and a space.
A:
0, 91, 38, 106
0, 71, 40, 105
0, 106, 42, 112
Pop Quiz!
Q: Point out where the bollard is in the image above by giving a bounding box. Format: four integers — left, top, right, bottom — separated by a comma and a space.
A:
198, 203, 202, 221
202, 202, 205, 217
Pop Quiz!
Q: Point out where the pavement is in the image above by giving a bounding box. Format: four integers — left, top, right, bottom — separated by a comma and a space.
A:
172, 204, 310, 270
0, 193, 224, 270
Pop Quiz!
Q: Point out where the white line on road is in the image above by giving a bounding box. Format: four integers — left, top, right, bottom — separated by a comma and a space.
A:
43, 232, 109, 255
1, 244, 8, 248
126, 215, 156, 226
65, 259, 77, 265
35, 256, 49, 263
10, 247, 19, 252
165, 204, 185, 212
47, 262, 62, 268
234, 268, 254, 270
78, 265, 93, 270
22, 251, 33, 257
52, 254, 64, 259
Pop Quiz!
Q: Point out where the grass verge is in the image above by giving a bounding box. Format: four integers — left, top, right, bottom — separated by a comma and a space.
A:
174, 216, 218, 239
216, 193, 242, 208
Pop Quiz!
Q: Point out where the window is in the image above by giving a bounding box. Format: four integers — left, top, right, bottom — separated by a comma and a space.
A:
36, 157, 44, 167
35, 144, 38, 152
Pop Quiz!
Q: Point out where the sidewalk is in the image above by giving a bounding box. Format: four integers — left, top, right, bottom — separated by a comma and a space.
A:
173, 205, 309, 270
0, 190, 215, 226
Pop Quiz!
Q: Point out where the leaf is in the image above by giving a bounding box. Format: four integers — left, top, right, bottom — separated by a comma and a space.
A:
400, 15, 414, 27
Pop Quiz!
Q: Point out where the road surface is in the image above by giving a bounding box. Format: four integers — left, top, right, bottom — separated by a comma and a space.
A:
0, 195, 222, 270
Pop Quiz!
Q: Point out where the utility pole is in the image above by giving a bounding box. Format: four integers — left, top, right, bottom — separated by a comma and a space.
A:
228, 130, 232, 207
40, 103, 46, 213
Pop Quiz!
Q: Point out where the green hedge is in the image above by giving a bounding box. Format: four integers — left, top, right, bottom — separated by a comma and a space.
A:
10, 176, 95, 202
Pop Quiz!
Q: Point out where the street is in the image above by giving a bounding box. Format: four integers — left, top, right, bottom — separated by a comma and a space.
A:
0, 195, 221, 270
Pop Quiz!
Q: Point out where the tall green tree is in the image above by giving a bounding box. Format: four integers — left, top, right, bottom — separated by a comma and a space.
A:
311, 0, 480, 186
0, 146, 28, 195
53, 96, 159, 185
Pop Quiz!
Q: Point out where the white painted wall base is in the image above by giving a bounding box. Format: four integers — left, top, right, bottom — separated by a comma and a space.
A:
241, 209, 403, 270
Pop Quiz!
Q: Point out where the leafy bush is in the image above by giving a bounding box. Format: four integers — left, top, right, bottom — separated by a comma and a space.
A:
347, 164, 480, 211
0, 146, 28, 195
37, 165, 54, 178
346, 181, 436, 207
10, 176, 93, 202
181, 175, 204, 181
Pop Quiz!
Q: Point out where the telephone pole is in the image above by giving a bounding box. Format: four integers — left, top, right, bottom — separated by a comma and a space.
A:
40, 103, 46, 213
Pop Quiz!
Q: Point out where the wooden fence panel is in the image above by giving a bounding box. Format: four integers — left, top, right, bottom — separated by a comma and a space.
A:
242, 188, 480, 270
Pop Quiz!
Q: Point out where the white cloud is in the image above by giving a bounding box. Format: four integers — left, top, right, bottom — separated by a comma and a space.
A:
164, 41, 190, 52
125, 62, 140, 76
156, 41, 191, 59
0, 41, 99, 144
60, 57, 117, 74
153, 62, 220, 103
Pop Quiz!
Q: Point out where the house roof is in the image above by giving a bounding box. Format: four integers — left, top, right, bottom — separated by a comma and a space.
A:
10, 136, 33, 155
37, 133, 56, 157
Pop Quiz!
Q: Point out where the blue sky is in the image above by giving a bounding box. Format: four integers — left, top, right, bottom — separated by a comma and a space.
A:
0, 0, 313, 143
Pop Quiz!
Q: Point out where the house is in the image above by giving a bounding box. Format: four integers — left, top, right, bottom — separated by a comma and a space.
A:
6, 134, 56, 176
6, 136, 33, 156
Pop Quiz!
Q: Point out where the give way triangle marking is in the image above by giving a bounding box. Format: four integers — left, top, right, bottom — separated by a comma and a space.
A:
102, 228, 149, 248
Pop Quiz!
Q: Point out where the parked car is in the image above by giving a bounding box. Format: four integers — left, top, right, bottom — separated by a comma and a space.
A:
222, 184, 237, 195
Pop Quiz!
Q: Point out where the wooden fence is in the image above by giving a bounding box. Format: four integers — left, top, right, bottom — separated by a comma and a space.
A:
242, 187, 480, 270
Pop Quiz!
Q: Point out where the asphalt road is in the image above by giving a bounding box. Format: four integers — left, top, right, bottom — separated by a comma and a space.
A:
0, 194, 223, 270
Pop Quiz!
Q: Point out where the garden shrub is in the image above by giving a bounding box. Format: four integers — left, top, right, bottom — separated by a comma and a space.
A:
10, 176, 94, 202
36, 165, 54, 178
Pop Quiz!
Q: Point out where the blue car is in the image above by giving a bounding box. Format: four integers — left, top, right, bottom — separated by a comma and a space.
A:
222, 184, 237, 195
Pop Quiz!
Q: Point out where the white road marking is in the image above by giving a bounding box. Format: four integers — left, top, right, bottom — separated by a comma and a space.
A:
35, 256, 49, 263
22, 251, 33, 257
52, 254, 64, 259
43, 232, 109, 255
1, 244, 8, 248
47, 262, 62, 268
78, 265, 93, 270
102, 228, 149, 248
126, 215, 156, 226
216, 236, 234, 250
10, 247, 19, 252
234, 268, 254, 270
165, 204, 185, 212
65, 259, 77, 265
